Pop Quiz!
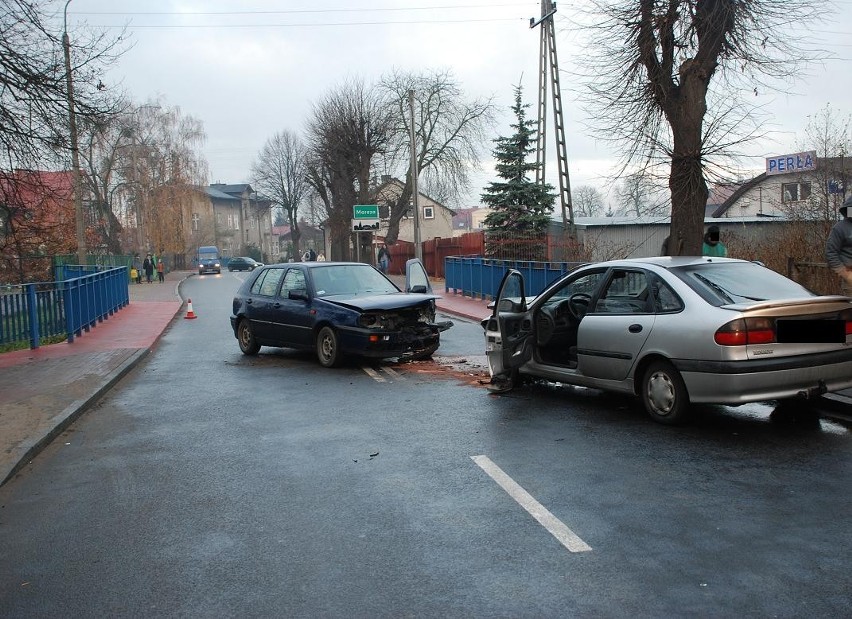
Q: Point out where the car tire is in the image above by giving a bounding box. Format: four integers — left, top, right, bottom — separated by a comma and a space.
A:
316, 326, 341, 368
238, 319, 260, 355
641, 360, 689, 425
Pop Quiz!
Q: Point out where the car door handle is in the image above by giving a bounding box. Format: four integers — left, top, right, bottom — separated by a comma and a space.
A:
628, 324, 643, 333
246, 299, 252, 304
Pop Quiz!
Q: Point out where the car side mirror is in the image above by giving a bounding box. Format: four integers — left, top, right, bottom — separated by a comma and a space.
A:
409, 284, 427, 294
288, 289, 309, 301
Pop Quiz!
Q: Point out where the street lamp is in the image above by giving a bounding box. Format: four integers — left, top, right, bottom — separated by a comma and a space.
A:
63, 0, 86, 266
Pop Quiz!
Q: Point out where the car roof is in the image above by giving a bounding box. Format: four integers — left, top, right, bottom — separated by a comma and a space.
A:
597, 256, 747, 269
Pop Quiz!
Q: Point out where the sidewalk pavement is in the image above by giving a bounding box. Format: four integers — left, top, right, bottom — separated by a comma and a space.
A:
1, 270, 849, 487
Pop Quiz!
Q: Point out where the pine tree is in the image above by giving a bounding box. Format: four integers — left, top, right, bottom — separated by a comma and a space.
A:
482, 85, 555, 233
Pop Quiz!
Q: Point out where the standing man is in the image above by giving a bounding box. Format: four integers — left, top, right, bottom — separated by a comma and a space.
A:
702, 225, 727, 257
377, 243, 391, 273
825, 195, 852, 296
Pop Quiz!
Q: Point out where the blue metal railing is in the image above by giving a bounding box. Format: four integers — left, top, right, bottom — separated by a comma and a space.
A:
444, 256, 585, 300
0, 266, 130, 349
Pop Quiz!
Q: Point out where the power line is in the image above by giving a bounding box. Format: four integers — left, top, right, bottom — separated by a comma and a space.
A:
87, 17, 528, 29
71, 3, 536, 16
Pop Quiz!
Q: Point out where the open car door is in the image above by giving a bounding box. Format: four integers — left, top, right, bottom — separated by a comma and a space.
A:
485, 269, 533, 377
404, 258, 432, 294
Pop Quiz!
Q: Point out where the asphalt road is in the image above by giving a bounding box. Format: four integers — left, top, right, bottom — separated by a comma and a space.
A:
1, 272, 850, 617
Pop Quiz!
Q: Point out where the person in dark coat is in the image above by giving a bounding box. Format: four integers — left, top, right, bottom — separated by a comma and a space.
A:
142, 253, 154, 283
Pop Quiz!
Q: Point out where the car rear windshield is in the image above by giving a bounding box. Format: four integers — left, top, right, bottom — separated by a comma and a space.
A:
673, 261, 814, 305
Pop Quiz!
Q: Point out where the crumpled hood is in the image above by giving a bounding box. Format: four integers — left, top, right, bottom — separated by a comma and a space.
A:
324, 292, 439, 312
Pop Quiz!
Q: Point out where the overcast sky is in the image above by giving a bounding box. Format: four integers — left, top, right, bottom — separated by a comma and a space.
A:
67, 0, 852, 209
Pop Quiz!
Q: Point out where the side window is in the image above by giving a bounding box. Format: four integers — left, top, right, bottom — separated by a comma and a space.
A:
280, 269, 307, 296
545, 271, 607, 308
595, 270, 652, 314
651, 279, 683, 313
251, 268, 285, 297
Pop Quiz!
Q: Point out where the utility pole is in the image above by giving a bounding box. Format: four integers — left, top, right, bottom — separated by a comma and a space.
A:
63, 0, 86, 267
531, 0, 574, 232
408, 90, 422, 260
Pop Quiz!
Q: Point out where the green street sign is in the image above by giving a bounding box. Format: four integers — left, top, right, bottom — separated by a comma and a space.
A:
353, 204, 379, 219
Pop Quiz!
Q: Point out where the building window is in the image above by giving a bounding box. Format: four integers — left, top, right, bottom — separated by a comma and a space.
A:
781, 182, 811, 203
191, 213, 200, 231
217, 212, 223, 225
423, 206, 435, 219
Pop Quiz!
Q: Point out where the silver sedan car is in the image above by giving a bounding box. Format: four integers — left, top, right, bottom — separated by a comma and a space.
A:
483, 257, 852, 424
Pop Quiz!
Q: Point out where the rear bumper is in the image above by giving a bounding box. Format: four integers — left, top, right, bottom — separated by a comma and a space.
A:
675, 349, 852, 403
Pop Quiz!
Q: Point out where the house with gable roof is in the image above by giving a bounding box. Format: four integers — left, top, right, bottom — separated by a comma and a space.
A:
199, 183, 276, 260
371, 176, 456, 243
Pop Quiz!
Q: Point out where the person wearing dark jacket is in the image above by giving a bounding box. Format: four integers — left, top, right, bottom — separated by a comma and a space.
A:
825, 194, 852, 296
142, 253, 154, 283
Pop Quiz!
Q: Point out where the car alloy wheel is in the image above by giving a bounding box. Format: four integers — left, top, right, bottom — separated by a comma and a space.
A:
641, 360, 689, 425
238, 319, 260, 355
316, 326, 341, 368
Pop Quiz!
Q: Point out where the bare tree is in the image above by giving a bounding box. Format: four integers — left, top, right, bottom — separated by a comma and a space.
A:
377, 69, 496, 244
791, 104, 851, 222
252, 130, 309, 259
306, 78, 393, 260
78, 107, 134, 254
121, 101, 208, 258
615, 172, 670, 217
582, 0, 821, 254
572, 185, 605, 217
0, 0, 126, 172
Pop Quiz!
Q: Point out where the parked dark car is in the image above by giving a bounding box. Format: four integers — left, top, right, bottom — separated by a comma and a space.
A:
484, 257, 852, 424
230, 259, 452, 367
227, 256, 263, 272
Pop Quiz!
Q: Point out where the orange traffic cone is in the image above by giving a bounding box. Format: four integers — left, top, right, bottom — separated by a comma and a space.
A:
184, 298, 197, 320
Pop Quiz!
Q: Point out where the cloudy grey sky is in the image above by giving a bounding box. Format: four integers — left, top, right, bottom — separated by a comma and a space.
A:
67, 0, 852, 208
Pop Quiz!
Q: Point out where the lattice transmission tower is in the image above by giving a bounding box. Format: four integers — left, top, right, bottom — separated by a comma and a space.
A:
530, 1, 574, 230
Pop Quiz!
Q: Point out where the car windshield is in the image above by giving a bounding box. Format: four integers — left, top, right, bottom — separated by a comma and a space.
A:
312, 264, 399, 297
674, 261, 814, 305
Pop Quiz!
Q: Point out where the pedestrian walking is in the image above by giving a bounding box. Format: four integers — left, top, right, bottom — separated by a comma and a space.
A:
826, 195, 852, 296
156, 258, 165, 283
702, 225, 727, 257
142, 253, 154, 283
377, 243, 391, 273
317, 251, 326, 262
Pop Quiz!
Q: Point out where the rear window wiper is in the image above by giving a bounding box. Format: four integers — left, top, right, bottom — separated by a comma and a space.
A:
694, 273, 766, 302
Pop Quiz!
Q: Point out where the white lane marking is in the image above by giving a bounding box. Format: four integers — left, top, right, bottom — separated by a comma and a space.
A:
471, 455, 592, 553
361, 367, 387, 382
381, 367, 405, 380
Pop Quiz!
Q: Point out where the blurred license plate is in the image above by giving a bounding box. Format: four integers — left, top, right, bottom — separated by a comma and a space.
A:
776, 319, 845, 343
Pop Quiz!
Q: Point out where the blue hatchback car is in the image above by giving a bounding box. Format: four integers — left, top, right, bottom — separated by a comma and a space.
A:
230, 259, 452, 367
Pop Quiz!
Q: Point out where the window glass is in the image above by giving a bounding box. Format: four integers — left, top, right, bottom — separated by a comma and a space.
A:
280, 269, 306, 295
545, 270, 607, 306
674, 262, 813, 305
651, 280, 683, 313
781, 182, 812, 203
251, 268, 285, 296
595, 270, 652, 314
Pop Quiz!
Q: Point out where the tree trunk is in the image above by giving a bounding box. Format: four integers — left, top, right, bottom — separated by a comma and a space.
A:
666, 71, 709, 256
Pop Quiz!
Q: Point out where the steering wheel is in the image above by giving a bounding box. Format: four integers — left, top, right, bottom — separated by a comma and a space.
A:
567, 292, 592, 320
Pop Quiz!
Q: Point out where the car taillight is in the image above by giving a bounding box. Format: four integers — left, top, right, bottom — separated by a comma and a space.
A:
714, 317, 775, 346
